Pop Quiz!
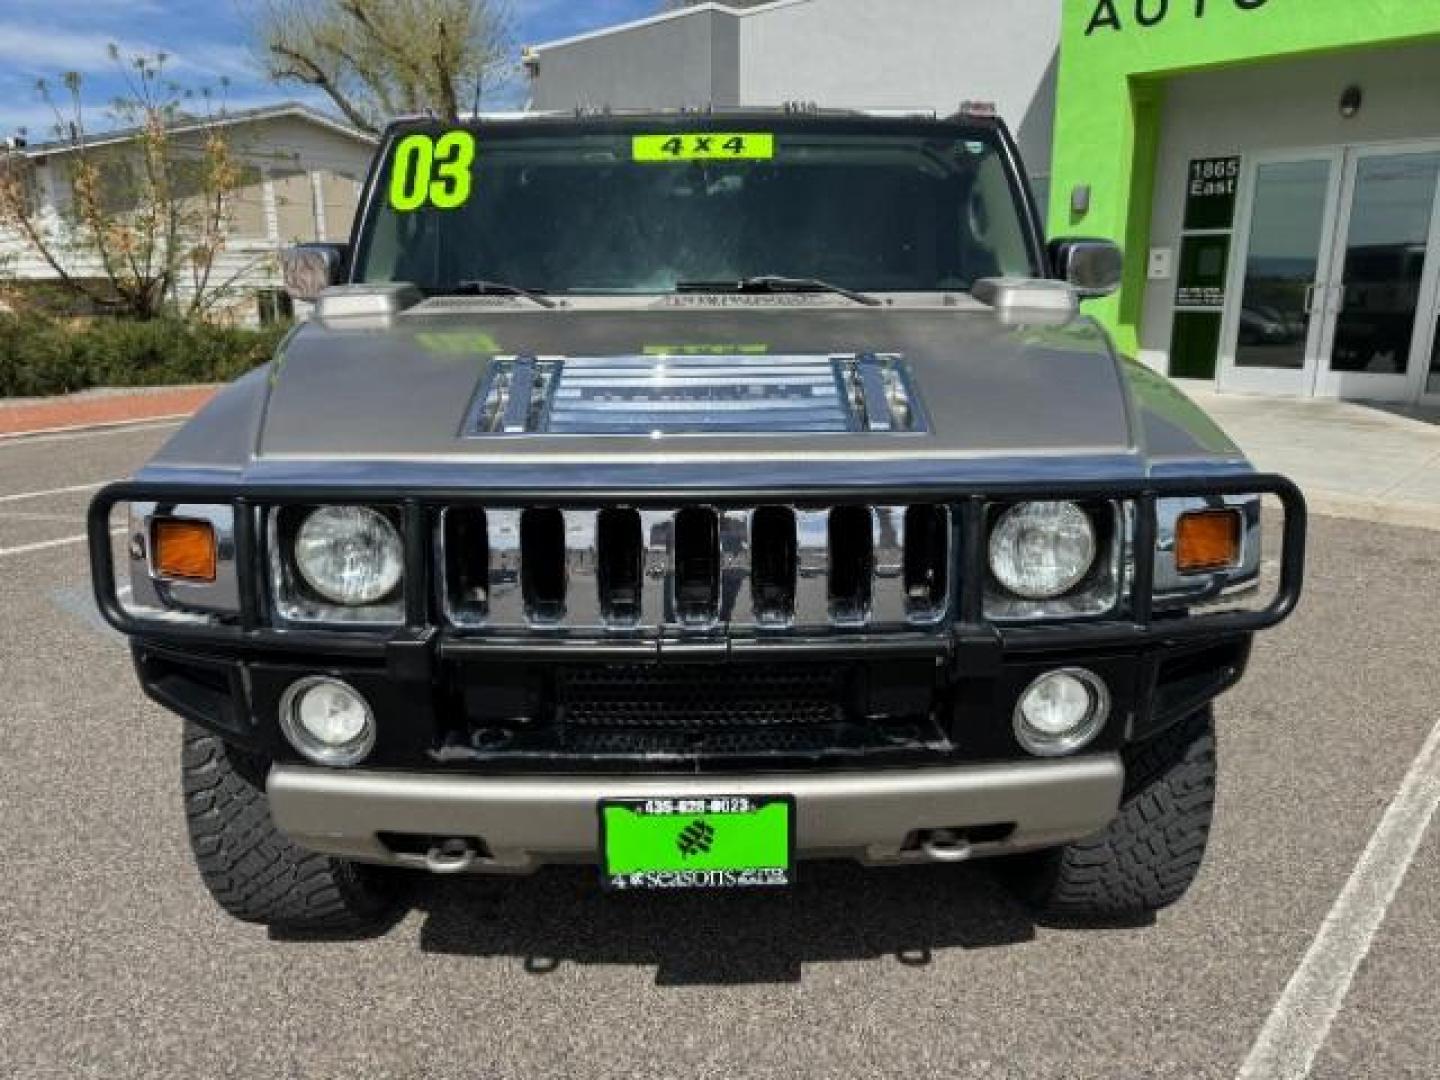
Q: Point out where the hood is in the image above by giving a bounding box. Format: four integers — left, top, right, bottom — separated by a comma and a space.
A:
146, 301, 1245, 492
262, 303, 1136, 487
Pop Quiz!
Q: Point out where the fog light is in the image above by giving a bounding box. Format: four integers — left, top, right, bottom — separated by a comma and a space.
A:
279, 676, 375, 767
1014, 668, 1109, 757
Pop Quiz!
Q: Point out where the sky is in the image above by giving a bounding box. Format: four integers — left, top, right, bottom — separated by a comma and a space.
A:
0, 0, 658, 139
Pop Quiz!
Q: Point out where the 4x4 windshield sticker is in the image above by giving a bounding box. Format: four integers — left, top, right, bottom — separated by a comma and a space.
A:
388, 131, 476, 212
632, 132, 775, 162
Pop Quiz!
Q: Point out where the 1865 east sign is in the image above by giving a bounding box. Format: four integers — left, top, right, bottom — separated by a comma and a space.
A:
1086, 0, 1270, 35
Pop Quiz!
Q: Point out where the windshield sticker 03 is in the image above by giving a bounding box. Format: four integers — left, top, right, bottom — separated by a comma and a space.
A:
632, 132, 775, 163
389, 131, 476, 212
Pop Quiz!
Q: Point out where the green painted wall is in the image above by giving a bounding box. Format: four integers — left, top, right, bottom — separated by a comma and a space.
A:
1049, 0, 1440, 355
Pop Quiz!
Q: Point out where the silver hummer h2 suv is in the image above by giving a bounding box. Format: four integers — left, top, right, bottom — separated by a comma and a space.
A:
89, 109, 1307, 931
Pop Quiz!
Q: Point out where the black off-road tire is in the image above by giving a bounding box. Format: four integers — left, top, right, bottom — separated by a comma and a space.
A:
182, 722, 399, 932
1008, 707, 1217, 920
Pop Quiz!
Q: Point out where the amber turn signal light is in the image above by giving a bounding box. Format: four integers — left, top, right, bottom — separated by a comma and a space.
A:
1175, 509, 1242, 575
152, 518, 217, 582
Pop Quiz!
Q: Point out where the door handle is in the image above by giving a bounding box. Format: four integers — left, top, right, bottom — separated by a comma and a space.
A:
1303, 284, 1318, 314
1333, 283, 1348, 312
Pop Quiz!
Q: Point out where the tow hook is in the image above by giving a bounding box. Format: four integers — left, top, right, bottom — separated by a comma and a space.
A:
920, 829, 973, 863
424, 838, 479, 874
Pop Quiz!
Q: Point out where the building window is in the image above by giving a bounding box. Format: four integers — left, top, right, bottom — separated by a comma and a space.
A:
0, 156, 42, 215
227, 165, 268, 238
272, 168, 317, 243
316, 170, 362, 241
256, 287, 294, 326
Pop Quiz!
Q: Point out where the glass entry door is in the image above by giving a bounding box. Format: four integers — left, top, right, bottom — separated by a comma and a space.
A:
1314, 146, 1440, 401
1428, 307, 1440, 399
1218, 152, 1344, 396
1219, 143, 1440, 402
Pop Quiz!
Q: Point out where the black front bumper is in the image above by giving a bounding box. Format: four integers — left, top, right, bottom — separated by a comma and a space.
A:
133, 629, 1252, 774
97, 472, 1303, 774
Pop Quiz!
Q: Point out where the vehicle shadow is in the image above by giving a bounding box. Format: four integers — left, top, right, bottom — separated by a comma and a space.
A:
408, 860, 1053, 986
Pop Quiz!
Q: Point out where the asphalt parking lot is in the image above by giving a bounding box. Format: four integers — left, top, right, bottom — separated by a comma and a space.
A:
3, 423, 1438, 1079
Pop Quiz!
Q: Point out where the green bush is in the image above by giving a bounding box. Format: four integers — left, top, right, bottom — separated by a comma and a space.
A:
0, 315, 287, 398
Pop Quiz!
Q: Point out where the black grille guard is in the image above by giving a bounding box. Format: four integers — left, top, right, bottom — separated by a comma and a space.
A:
88, 473, 1306, 663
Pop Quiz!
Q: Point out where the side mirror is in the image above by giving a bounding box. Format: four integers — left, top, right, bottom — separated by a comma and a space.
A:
281, 243, 349, 302
1049, 238, 1123, 299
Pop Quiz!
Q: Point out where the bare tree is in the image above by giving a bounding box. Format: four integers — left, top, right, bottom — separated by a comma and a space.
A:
0, 53, 262, 321
257, 0, 515, 134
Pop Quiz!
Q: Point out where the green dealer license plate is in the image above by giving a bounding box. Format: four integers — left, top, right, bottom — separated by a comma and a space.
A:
599, 795, 794, 891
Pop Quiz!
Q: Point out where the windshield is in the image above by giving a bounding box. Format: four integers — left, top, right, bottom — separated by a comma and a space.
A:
353, 121, 1040, 295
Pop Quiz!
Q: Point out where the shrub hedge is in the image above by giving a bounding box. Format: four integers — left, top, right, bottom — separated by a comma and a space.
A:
0, 315, 286, 398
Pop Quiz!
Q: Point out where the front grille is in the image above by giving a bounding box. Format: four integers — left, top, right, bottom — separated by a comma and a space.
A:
441, 655, 950, 765
439, 503, 952, 633
560, 727, 866, 756
557, 663, 842, 728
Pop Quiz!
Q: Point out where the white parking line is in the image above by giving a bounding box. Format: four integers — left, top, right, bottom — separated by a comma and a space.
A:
1237, 714, 1440, 1080
0, 512, 91, 522
0, 528, 122, 559
0, 418, 182, 447
0, 481, 107, 504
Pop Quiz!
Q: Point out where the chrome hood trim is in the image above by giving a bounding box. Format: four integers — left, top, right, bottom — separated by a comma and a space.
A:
467, 352, 924, 437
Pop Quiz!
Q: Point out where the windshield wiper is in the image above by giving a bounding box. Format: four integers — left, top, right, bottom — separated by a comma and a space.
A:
445, 280, 556, 308
675, 275, 882, 307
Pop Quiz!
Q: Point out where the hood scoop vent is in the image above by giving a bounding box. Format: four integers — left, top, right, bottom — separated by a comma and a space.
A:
467, 353, 925, 437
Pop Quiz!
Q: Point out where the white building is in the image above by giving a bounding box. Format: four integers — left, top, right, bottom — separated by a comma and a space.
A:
0, 102, 375, 323
524, 0, 1061, 206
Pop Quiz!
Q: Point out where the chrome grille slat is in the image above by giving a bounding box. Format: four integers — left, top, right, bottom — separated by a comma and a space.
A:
904, 505, 952, 625
870, 505, 908, 626
561, 510, 602, 627
719, 509, 754, 626
792, 509, 832, 630
639, 510, 673, 630
459, 503, 950, 633
485, 509, 526, 627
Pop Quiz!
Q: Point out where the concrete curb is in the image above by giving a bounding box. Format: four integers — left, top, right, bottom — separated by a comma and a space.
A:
0, 386, 217, 438
0, 414, 193, 442
1304, 489, 1440, 534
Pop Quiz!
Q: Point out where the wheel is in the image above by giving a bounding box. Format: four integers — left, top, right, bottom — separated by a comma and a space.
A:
181, 722, 400, 932
1007, 707, 1217, 920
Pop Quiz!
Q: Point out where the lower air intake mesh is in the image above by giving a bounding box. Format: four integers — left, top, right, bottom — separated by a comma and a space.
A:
556, 663, 844, 729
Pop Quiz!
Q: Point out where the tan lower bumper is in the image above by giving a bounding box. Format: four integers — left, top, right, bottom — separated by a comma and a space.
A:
270, 754, 1123, 875
267, 756, 1123, 872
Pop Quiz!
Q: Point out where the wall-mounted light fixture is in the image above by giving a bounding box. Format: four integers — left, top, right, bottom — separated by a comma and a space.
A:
1340, 85, 1363, 119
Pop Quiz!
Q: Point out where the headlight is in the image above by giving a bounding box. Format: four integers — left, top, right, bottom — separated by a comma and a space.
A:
988, 501, 1097, 600
294, 506, 404, 605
